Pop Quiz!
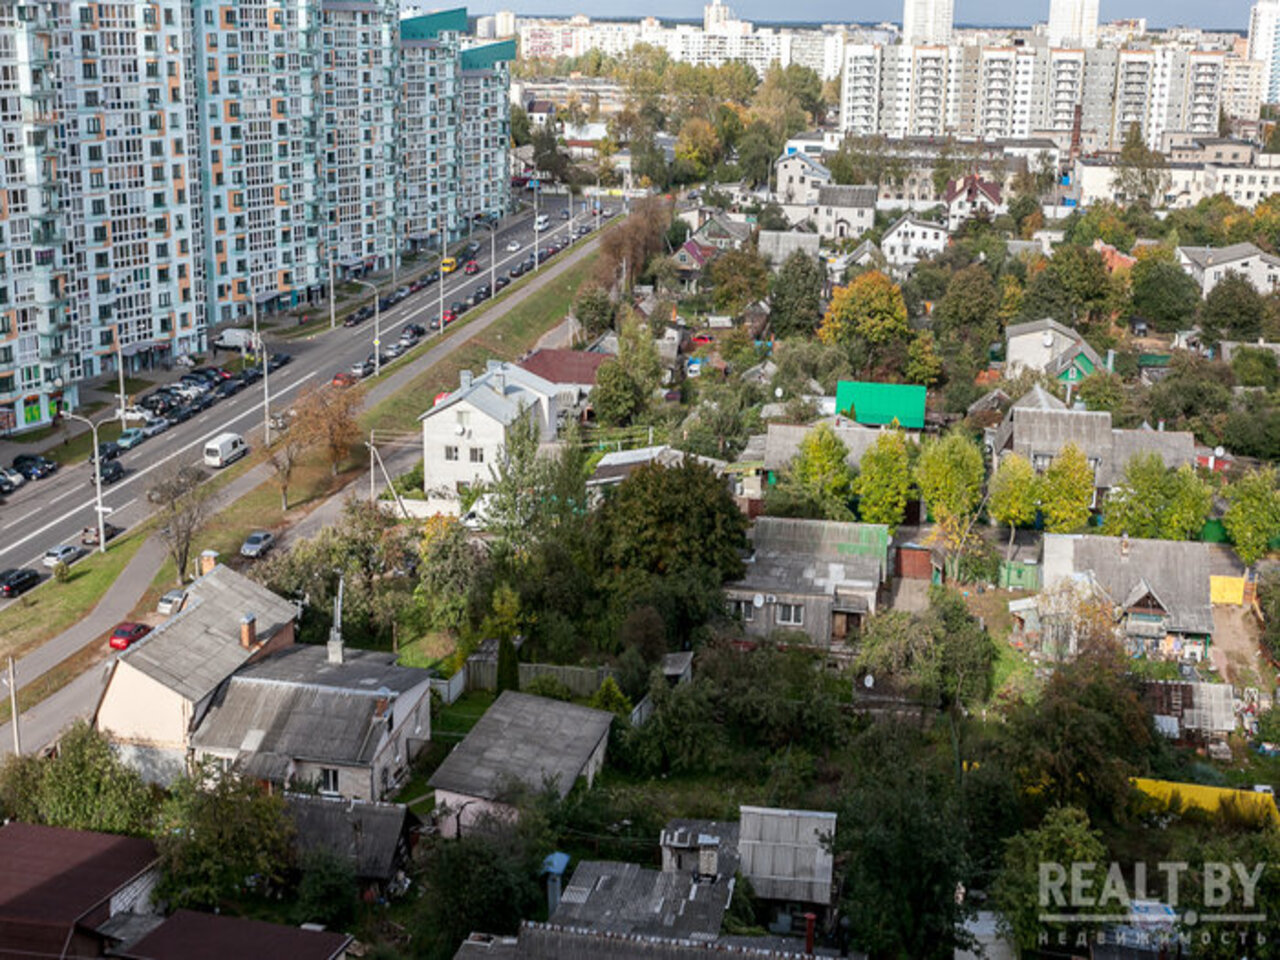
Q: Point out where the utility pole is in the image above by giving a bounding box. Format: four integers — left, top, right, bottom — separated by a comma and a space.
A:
64, 412, 111, 554
114, 329, 127, 421
369, 429, 376, 502
253, 296, 271, 446
6, 656, 19, 755
352, 279, 380, 377
329, 258, 336, 330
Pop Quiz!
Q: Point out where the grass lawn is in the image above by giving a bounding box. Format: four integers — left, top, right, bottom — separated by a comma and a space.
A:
0, 636, 111, 728
38, 419, 128, 465
397, 632, 455, 669
393, 690, 495, 812
0, 531, 148, 663
362, 251, 599, 434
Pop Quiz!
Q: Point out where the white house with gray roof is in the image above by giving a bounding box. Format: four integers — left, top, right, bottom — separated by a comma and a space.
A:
773, 152, 831, 206
814, 185, 877, 240
1177, 242, 1280, 296
418, 360, 560, 514
880, 215, 947, 269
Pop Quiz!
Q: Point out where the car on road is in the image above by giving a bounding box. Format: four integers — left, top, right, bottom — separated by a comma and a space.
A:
167, 404, 195, 424
240, 530, 276, 559
140, 417, 170, 438
94, 460, 126, 485
506, 239, 521, 252
495, 276, 510, 292
13, 455, 57, 480
42, 544, 80, 568
215, 376, 244, 399
81, 522, 123, 547
509, 263, 526, 279
240, 365, 263, 384
385, 341, 406, 359
462, 241, 481, 259
440, 256, 458, 274
560, 208, 570, 220
0, 568, 40, 598
441, 310, 457, 325
108, 621, 151, 651
93, 442, 121, 463
268, 352, 292, 371
117, 427, 146, 450
0, 466, 25, 489
157, 589, 187, 615
0, 475, 14, 496
575, 225, 591, 237
464, 259, 480, 275
534, 214, 550, 232
351, 359, 374, 378
404, 322, 426, 338
332, 371, 359, 388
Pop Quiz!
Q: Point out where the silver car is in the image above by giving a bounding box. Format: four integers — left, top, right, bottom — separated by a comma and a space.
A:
240, 530, 275, 558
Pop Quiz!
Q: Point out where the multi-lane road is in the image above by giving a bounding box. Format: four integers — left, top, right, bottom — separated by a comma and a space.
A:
0, 193, 604, 584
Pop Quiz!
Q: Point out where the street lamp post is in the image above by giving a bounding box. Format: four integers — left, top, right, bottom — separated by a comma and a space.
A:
533, 180, 541, 272
329, 257, 336, 330
62, 410, 115, 554
252, 296, 271, 446
351, 278, 380, 377
113, 329, 127, 421
478, 219, 496, 295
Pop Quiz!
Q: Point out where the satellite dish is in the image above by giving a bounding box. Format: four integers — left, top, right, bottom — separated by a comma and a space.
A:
1042, 331, 1054, 347
774, 387, 783, 399
1214, 446, 1225, 458
863, 674, 874, 689
752, 593, 765, 608
455, 423, 465, 435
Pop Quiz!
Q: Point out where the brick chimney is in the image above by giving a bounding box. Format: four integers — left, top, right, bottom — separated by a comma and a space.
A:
200, 550, 219, 576
374, 696, 389, 718
240, 613, 256, 649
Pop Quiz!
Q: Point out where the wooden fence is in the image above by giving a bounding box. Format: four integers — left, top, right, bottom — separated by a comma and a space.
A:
465, 660, 615, 698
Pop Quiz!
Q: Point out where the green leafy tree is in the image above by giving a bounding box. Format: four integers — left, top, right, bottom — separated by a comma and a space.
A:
1200, 270, 1264, 345
1040, 444, 1094, 533
1075, 371, 1125, 412
1224, 467, 1280, 569
293, 848, 357, 927
1101, 455, 1212, 541
414, 516, 490, 634
989, 454, 1039, 560
819, 271, 910, 374
1231, 345, 1280, 388
574, 286, 615, 337
857, 429, 913, 533
786, 422, 857, 520
1111, 123, 1172, 206
736, 121, 780, 187
155, 763, 294, 910
1020, 246, 1111, 325
496, 634, 520, 693
769, 250, 826, 336
916, 431, 985, 577
932, 265, 999, 348
592, 359, 646, 427
710, 248, 769, 315
510, 104, 531, 147
1130, 256, 1201, 332
992, 806, 1108, 952
906, 332, 943, 386
588, 676, 633, 718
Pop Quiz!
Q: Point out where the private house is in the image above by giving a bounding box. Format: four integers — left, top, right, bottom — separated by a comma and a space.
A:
586, 444, 726, 493
0, 822, 160, 959
989, 386, 1196, 503
670, 239, 719, 291
428, 691, 613, 838
942, 174, 1005, 231
418, 361, 560, 514
116, 910, 351, 960
724, 517, 890, 647
1041, 534, 1214, 660
762, 419, 885, 477
517, 348, 609, 412
561, 121, 609, 160
1092, 238, 1137, 274
880, 215, 947, 270
813, 185, 876, 240
1176, 242, 1280, 296
738, 806, 838, 929
189, 643, 433, 801
689, 212, 753, 252
286, 794, 420, 893
1004, 318, 1103, 385
847, 238, 883, 272
95, 560, 299, 785
526, 99, 556, 128
834, 380, 927, 429
773, 152, 831, 206
757, 229, 821, 267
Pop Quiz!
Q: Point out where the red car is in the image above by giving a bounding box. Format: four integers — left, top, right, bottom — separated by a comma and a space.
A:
331, 372, 358, 388
463, 260, 480, 275
442, 309, 457, 325
109, 621, 152, 651
691, 333, 714, 345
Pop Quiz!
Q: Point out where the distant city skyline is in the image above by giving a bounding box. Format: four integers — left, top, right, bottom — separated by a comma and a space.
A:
464, 0, 1254, 31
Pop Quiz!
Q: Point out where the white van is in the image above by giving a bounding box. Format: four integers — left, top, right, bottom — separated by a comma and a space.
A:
203, 432, 247, 468
534, 214, 550, 232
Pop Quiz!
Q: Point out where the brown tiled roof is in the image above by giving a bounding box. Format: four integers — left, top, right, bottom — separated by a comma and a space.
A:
118, 909, 352, 960
518, 348, 608, 386
0, 822, 158, 958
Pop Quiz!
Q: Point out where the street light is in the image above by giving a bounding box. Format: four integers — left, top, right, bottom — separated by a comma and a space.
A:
477, 218, 497, 296
533, 179, 541, 272
251, 295, 271, 446
351, 278, 380, 377
62, 409, 115, 555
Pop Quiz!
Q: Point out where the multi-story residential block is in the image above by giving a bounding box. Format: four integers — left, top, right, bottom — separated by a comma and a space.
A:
401, 12, 462, 253
1249, 0, 1280, 103
1223, 56, 1264, 123
1048, 0, 1099, 49
901, 0, 953, 46
458, 43, 513, 229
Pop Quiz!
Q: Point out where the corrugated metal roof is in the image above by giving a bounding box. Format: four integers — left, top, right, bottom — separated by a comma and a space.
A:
834, 381, 927, 429
737, 806, 836, 905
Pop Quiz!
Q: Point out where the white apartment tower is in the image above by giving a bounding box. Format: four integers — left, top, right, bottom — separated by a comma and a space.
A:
1249, 0, 1280, 103
901, 0, 952, 45
1048, 0, 1099, 49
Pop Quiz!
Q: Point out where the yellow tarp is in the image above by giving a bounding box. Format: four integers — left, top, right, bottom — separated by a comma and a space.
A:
1211, 576, 1246, 606
1132, 777, 1278, 822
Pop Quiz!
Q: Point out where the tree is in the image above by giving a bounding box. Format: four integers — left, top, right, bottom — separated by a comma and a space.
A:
574, 286, 615, 337
932, 265, 999, 347
496, 634, 520, 693
673, 116, 720, 181
1130, 256, 1201, 332
1075, 371, 1125, 412
989, 454, 1039, 559
155, 763, 294, 909
1100, 455, 1212, 541
736, 121, 779, 187
1040, 444, 1094, 533
769, 250, 826, 336
416, 516, 490, 633
786, 422, 856, 520
510, 104, 531, 147
588, 675, 633, 718
915, 431, 985, 577
486, 409, 548, 558
1020, 246, 1111, 325
150, 462, 215, 585
857, 429, 913, 533
1224, 467, 1280, 569
1200, 270, 1264, 345
709, 248, 769, 315
294, 384, 361, 477
992, 806, 1108, 952
592, 359, 646, 426
905, 332, 943, 386
268, 429, 308, 511
751, 64, 809, 141
294, 849, 357, 927
1232, 345, 1280, 388
597, 460, 748, 581
819, 271, 910, 373
1111, 123, 1171, 206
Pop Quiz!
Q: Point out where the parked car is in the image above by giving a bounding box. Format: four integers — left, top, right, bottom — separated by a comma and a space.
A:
404, 322, 426, 338
108, 621, 151, 651
462, 241, 481, 259
240, 530, 276, 558
157, 589, 187, 615
93, 441, 121, 463
560, 208, 570, 220
0, 475, 13, 496
140, 417, 169, 438
351, 359, 374, 378
94, 460, 126, 485
117, 428, 146, 450
240, 365, 263, 384
440, 256, 459, 274
385, 341, 406, 359
167, 404, 195, 424
215, 376, 244, 398
13, 455, 57, 479
332, 371, 358, 388
510, 263, 526, 279
495, 276, 510, 292
42, 544, 80, 568
441, 310, 457, 325
0, 467, 26, 489
81, 522, 123, 547
464, 260, 480, 275
0, 568, 40, 598
268, 352, 292, 371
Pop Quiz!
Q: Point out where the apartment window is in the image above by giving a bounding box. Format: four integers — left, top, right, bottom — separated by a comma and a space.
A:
776, 603, 804, 626
318, 767, 339, 795
469, 447, 484, 463
444, 445, 458, 461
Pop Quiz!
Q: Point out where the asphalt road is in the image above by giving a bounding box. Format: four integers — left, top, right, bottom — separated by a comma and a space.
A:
0, 192, 609, 592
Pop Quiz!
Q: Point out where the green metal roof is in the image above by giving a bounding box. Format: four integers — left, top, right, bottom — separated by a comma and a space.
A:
461, 40, 516, 70
835, 380, 927, 429
401, 7, 467, 40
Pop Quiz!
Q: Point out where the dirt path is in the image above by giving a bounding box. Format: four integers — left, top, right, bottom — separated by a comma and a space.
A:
1211, 605, 1270, 690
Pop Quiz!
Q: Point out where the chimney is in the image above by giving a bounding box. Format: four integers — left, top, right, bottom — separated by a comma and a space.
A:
374, 696, 389, 718
1157, 419, 1165, 432
460, 370, 473, 390
200, 550, 219, 576
327, 635, 345, 665
240, 613, 256, 649
804, 912, 816, 955
698, 843, 719, 880
492, 370, 506, 393
1121, 533, 1131, 560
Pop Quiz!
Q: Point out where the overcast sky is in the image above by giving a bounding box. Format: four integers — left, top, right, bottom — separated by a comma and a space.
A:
468, 0, 1255, 31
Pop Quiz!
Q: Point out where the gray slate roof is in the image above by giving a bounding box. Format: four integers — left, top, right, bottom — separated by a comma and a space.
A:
729, 517, 888, 601
493, 922, 826, 959
763, 420, 884, 472
1042, 534, 1214, 636
551, 860, 731, 941
121, 564, 298, 704
286, 793, 416, 881
1177, 242, 1265, 270
419, 362, 557, 427
815, 184, 877, 209
428, 691, 613, 801
738, 806, 836, 905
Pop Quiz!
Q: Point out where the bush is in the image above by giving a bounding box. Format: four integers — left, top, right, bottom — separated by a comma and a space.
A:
523, 673, 574, 701
52, 560, 70, 583
293, 849, 357, 927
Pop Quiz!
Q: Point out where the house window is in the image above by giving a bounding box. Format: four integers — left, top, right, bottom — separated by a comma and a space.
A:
470, 447, 484, 463
319, 767, 339, 795
728, 599, 755, 622
444, 445, 458, 461
776, 603, 804, 626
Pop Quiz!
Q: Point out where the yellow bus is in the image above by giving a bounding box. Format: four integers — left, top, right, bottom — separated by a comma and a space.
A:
440, 257, 458, 274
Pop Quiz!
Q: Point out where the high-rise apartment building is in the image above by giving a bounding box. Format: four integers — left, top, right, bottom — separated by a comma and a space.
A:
1048, 0, 1100, 48
1249, 0, 1280, 103
901, 0, 952, 46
